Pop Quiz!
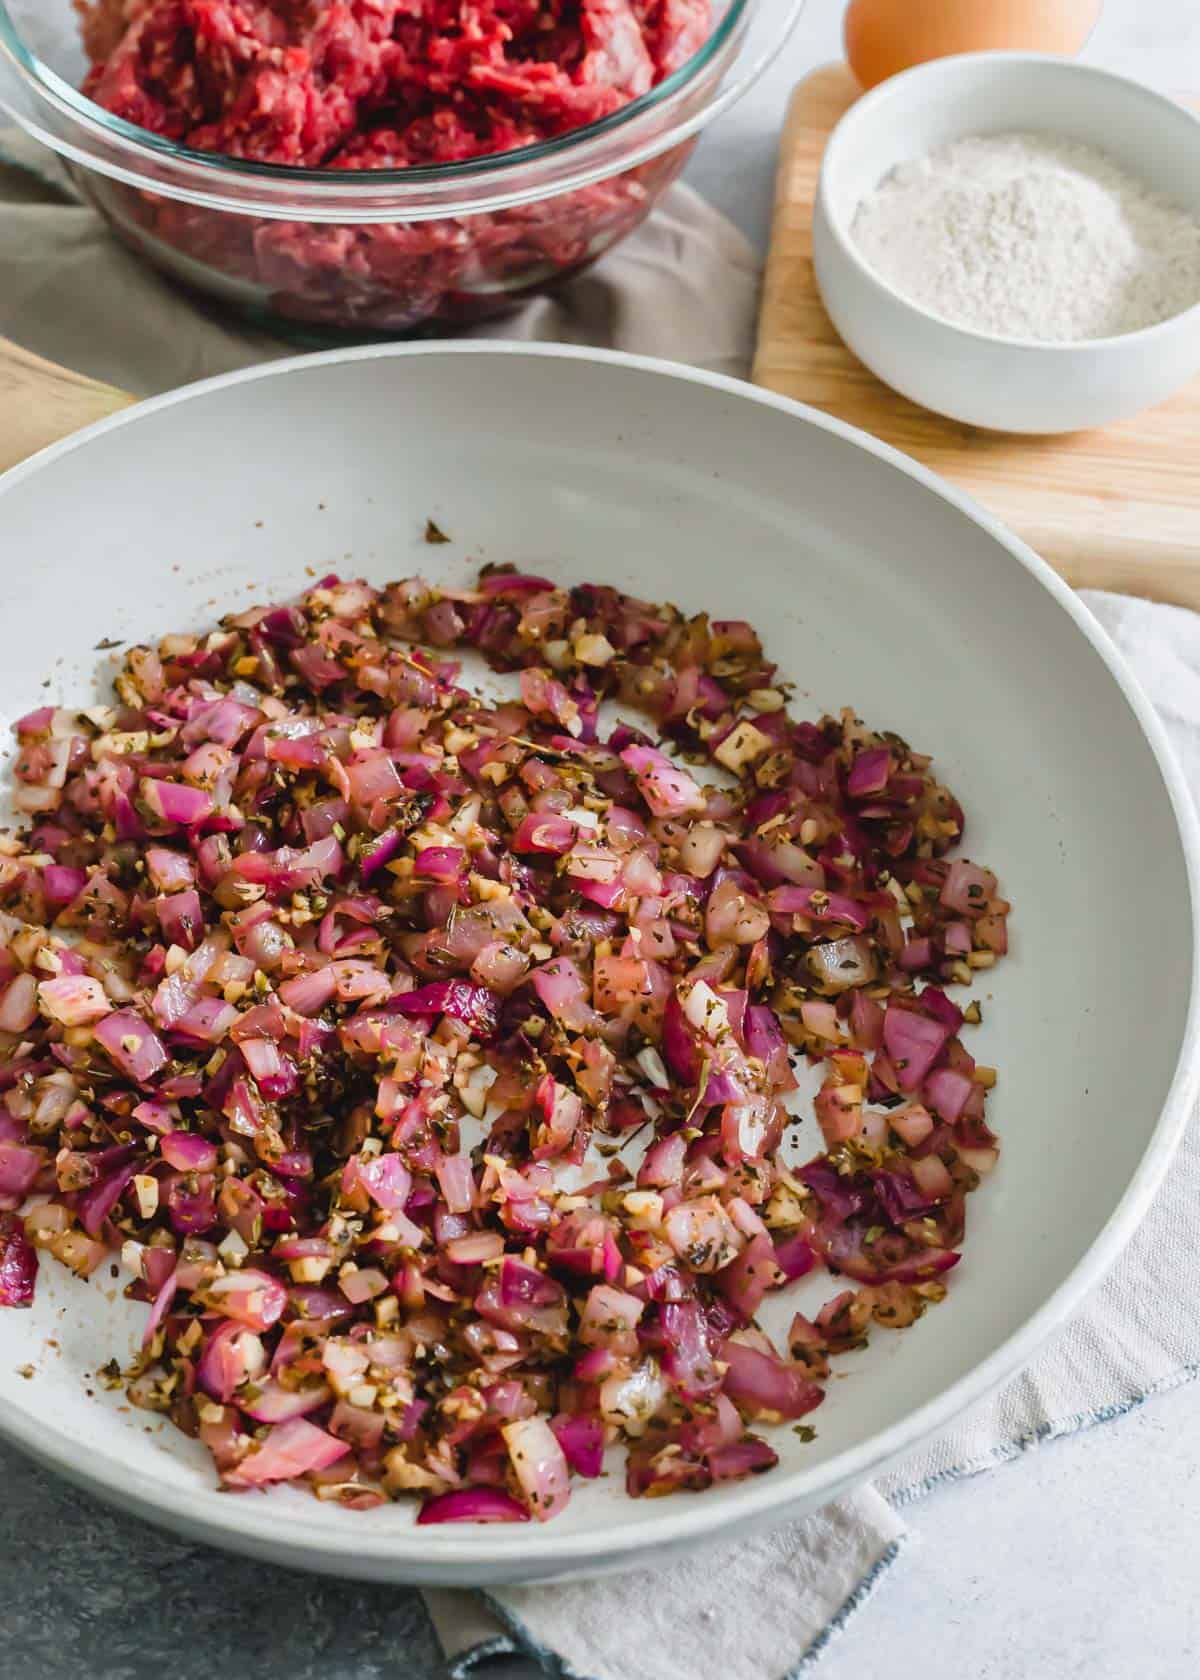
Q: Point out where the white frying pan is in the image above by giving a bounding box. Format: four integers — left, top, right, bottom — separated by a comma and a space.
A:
0, 336, 1195, 1584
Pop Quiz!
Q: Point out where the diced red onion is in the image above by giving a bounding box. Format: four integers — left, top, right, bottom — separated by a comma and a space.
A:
201, 1268, 288, 1332
348, 1152, 412, 1212
0, 1214, 38, 1306
415, 846, 465, 883
435, 1152, 475, 1214
0, 1144, 43, 1198
161, 1131, 218, 1173
42, 865, 87, 908
141, 779, 214, 828
502, 1415, 571, 1521
37, 975, 110, 1027
0, 974, 38, 1035
225, 1417, 349, 1487
417, 1487, 530, 1525
278, 968, 338, 1016
77, 1151, 140, 1237
0, 564, 1007, 1521
619, 745, 706, 818
766, 886, 870, 931
924, 1067, 975, 1123
721, 1340, 824, 1420
707, 1437, 779, 1481
940, 860, 997, 918
847, 748, 892, 798
393, 981, 499, 1037
197, 1321, 267, 1403
890, 1103, 935, 1147
445, 1231, 505, 1265
882, 1006, 952, 1093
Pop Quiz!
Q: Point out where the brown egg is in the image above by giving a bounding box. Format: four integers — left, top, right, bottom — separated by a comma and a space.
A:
844, 0, 1102, 91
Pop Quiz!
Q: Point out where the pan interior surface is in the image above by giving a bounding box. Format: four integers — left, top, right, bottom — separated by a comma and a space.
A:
0, 345, 1192, 1582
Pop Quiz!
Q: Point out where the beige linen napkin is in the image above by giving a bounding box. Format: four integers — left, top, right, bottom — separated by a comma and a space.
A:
4, 127, 1200, 1680
0, 129, 757, 392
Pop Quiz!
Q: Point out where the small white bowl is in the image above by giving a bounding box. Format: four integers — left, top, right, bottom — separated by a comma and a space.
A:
812, 53, 1200, 433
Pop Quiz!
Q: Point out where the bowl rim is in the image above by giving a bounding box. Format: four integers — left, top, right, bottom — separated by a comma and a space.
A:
0, 0, 742, 185
0, 0, 805, 220
0, 339, 1197, 1573
817, 50, 1200, 354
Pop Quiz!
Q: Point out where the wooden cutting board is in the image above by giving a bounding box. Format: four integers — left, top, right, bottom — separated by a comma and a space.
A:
754, 64, 1200, 613
0, 337, 131, 473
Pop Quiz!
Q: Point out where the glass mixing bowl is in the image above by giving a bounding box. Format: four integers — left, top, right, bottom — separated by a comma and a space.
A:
0, 0, 802, 335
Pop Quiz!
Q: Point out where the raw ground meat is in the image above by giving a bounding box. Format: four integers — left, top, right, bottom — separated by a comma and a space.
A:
74, 0, 711, 330
77, 0, 710, 169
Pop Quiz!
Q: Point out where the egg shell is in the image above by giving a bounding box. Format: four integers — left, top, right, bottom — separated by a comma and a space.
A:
843, 0, 1102, 92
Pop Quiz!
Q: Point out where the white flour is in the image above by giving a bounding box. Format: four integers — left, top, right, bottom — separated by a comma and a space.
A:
850, 130, 1200, 341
